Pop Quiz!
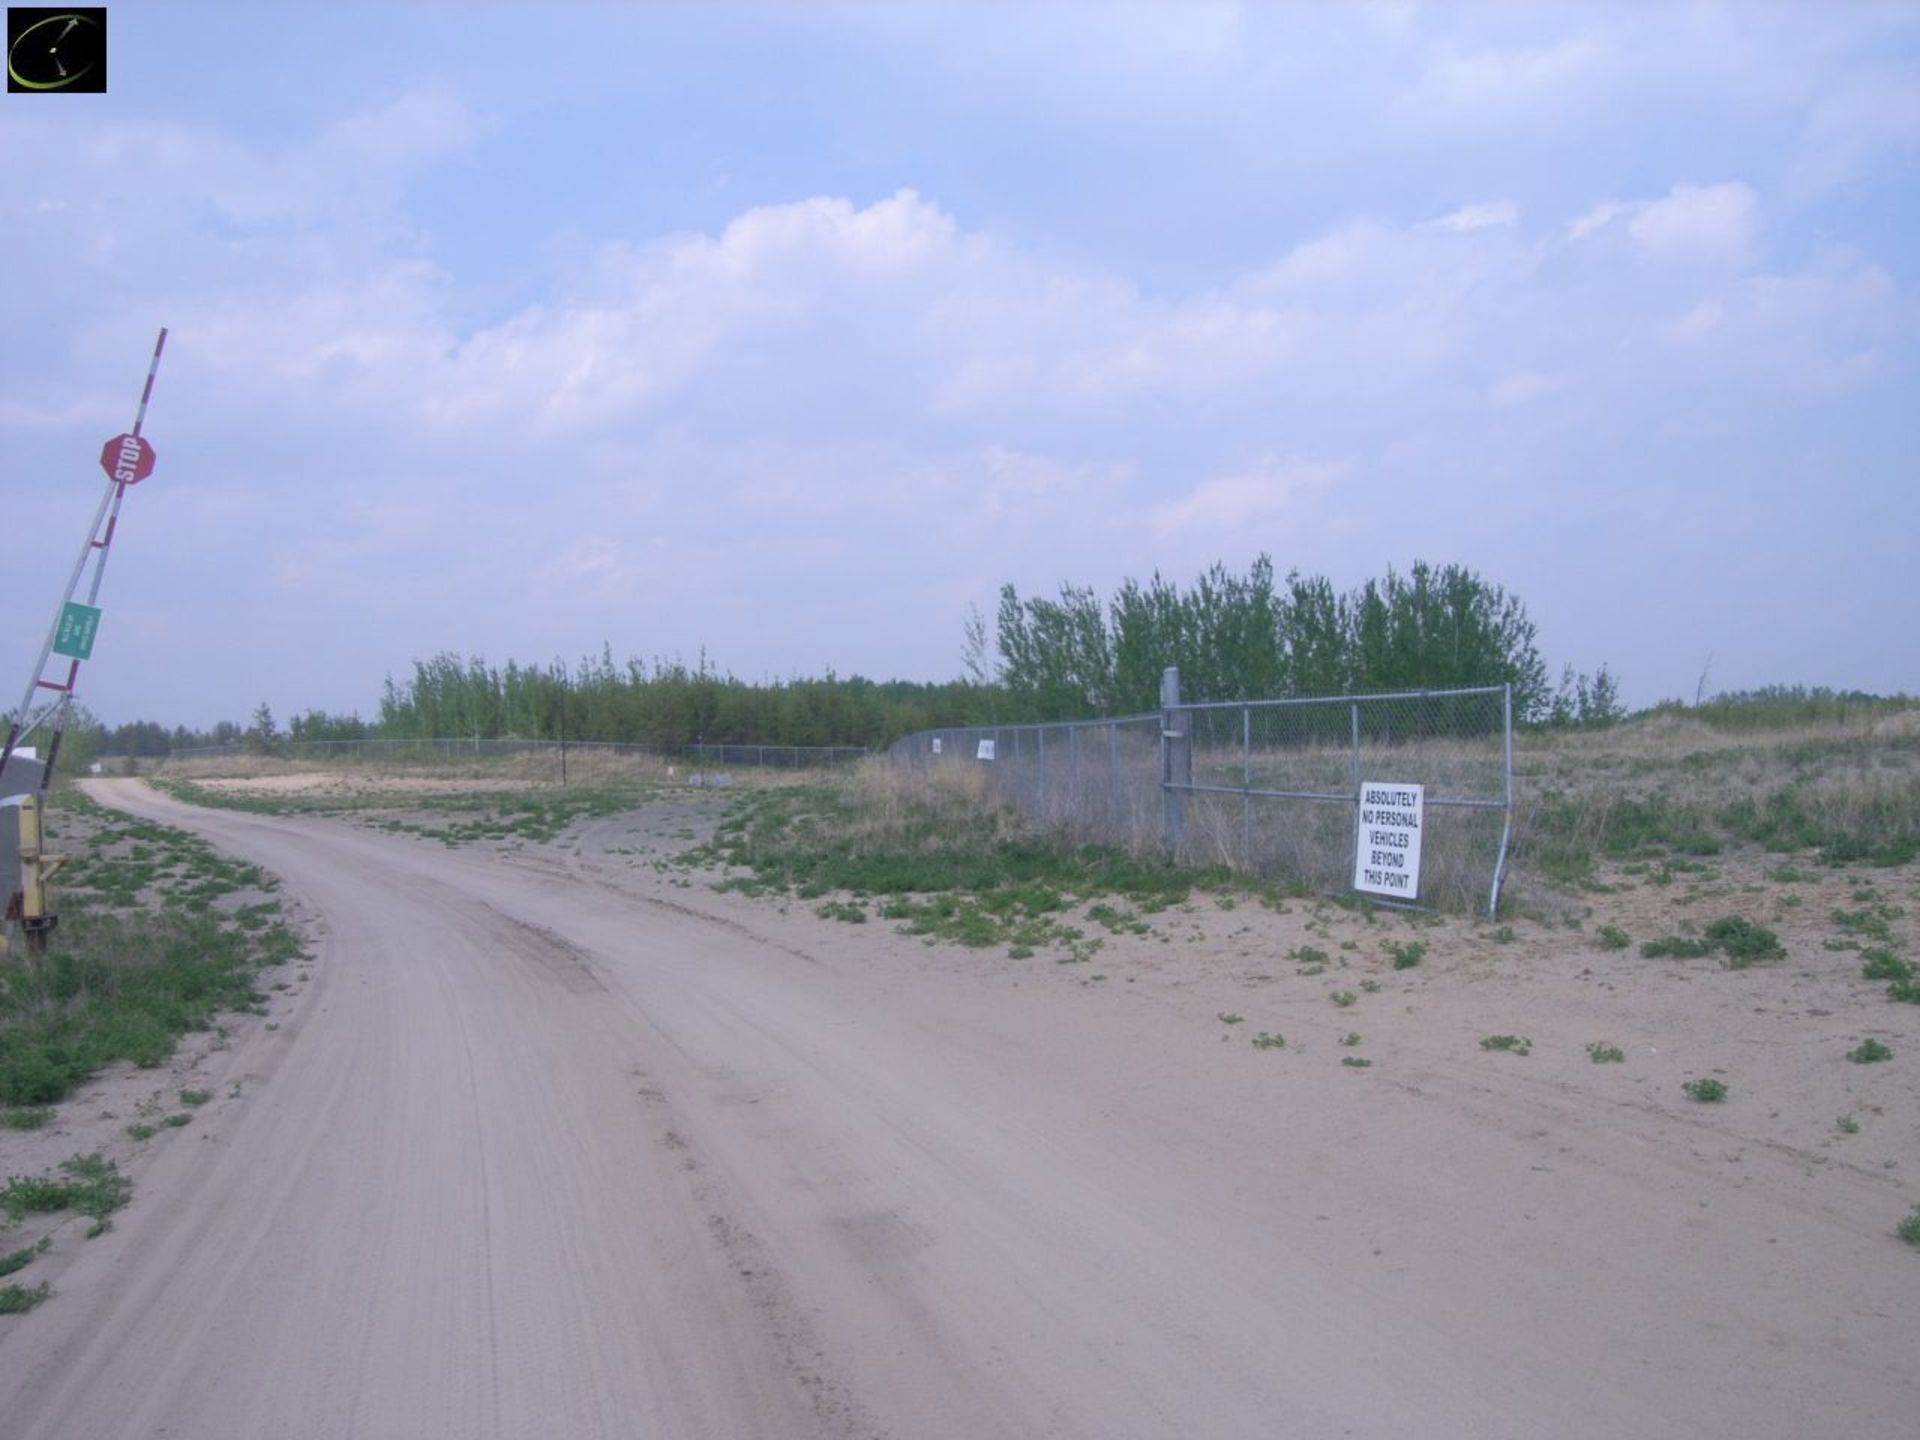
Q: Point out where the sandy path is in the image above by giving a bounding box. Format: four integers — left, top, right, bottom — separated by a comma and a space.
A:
0, 780, 1912, 1438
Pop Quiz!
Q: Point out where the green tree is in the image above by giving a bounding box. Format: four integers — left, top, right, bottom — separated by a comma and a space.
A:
246, 702, 277, 755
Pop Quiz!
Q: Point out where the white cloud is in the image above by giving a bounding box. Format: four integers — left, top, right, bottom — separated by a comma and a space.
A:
1566, 201, 1627, 243
1628, 182, 1757, 263
1667, 300, 1726, 342
531, 537, 633, 603
1150, 459, 1347, 537
1569, 182, 1757, 265
1794, 65, 1920, 191
1405, 34, 1609, 121
1424, 200, 1519, 233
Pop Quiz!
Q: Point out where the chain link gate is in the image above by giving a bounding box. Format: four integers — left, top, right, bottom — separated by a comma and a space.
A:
889, 670, 1514, 915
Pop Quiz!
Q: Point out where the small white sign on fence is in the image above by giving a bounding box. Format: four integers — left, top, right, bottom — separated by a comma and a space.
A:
1354, 781, 1424, 899
932, 738, 943, 755
977, 738, 996, 761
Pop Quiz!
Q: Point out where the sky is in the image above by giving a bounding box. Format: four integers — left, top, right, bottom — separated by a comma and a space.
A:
2, 1, 1916, 730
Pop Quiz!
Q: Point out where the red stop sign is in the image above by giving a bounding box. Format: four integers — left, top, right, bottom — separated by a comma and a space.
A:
99, 433, 157, 485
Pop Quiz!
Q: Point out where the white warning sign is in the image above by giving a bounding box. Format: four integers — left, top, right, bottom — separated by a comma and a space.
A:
1354, 781, 1424, 899
976, 738, 997, 761
931, 738, 943, 755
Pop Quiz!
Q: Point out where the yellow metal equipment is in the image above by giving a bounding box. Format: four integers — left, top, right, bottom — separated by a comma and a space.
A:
2, 792, 66, 958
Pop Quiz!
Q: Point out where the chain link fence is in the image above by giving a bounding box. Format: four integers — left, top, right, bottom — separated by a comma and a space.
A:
890, 713, 1169, 851
889, 673, 1514, 914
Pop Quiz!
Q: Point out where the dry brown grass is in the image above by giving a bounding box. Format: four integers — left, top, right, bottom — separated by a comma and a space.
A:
156, 745, 823, 801
842, 758, 1026, 846
1508, 714, 1920, 898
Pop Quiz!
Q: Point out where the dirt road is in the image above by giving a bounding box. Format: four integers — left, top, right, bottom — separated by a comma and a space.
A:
1, 780, 1912, 1438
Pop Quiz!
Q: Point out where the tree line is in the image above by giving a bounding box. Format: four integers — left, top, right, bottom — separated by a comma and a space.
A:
89, 557, 1627, 756
370, 650, 977, 751
989, 556, 1618, 725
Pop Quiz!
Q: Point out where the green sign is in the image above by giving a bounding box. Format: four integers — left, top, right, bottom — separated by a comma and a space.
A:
53, 603, 102, 661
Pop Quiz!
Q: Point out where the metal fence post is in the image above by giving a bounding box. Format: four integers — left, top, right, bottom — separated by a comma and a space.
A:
1489, 682, 1515, 917
1038, 724, 1048, 823
1161, 666, 1188, 857
1349, 700, 1360, 796
1013, 725, 1023, 808
1069, 724, 1080, 835
1241, 705, 1252, 868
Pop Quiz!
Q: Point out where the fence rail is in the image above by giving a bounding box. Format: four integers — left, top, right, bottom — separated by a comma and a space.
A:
164, 737, 868, 770
889, 671, 1514, 915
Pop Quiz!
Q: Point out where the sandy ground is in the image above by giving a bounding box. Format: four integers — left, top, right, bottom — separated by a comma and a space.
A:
0, 779, 1914, 1439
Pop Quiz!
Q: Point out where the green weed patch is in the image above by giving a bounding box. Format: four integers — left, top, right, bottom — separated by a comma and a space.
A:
0, 1282, 50, 1314
1703, 916, 1786, 967
1641, 936, 1714, 958
686, 783, 1229, 957
0, 1154, 129, 1224
2, 794, 305, 1108
1862, 949, 1912, 982
1641, 915, 1783, 967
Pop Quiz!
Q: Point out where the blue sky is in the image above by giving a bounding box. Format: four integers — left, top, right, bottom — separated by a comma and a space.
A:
3, 1, 1916, 728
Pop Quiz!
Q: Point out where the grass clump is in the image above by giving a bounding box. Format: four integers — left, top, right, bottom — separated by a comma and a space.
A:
1341, 1056, 1372, 1068
814, 900, 867, 924
1641, 916, 1785, 967
1480, 1034, 1532, 1056
0, 1282, 51, 1314
1250, 1032, 1286, 1050
1860, 949, 1911, 982
1682, 1078, 1728, 1103
1, 1107, 55, 1131
1847, 1038, 1894, 1064
1386, 940, 1426, 970
1329, 990, 1357, 1008
1595, 925, 1631, 951
0, 1236, 51, 1278
1889, 979, 1920, 1005
1086, 903, 1150, 935
1586, 1042, 1626, 1063
1832, 907, 1898, 943
0, 1154, 130, 1224
1897, 1206, 1920, 1248
178, 1088, 213, 1107
1837, 1113, 1861, 1135
1290, 945, 1329, 976
1641, 935, 1713, 959
1703, 916, 1786, 967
